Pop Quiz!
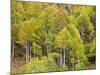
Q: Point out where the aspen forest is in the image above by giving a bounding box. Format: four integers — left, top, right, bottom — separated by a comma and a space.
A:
11, 0, 96, 74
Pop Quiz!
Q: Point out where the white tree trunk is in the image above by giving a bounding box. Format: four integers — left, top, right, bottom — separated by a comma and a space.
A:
30, 46, 31, 60
26, 43, 30, 63
60, 48, 63, 67
29, 42, 31, 61
63, 49, 65, 67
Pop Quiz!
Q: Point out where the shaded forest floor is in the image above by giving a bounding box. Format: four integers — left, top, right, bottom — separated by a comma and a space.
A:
11, 57, 26, 70
85, 63, 96, 70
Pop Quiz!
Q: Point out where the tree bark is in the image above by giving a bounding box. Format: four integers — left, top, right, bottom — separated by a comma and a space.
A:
63, 49, 65, 67
61, 48, 66, 67
29, 41, 31, 61
72, 54, 75, 70
47, 44, 48, 56
59, 48, 63, 67
25, 42, 30, 63
12, 41, 15, 59
60, 55, 62, 67
80, 28, 84, 42
30, 47, 31, 60
46, 33, 48, 57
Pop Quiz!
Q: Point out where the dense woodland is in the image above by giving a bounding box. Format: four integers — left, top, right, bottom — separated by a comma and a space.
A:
11, 0, 96, 74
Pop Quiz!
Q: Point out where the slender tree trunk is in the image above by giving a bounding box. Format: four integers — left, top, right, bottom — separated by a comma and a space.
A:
59, 48, 63, 67
72, 54, 75, 70
12, 41, 15, 58
30, 47, 31, 60
47, 44, 48, 56
62, 48, 65, 67
25, 42, 30, 63
80, 28, 84, 42
63, 48, 65, 67
68, 5, 72, 15
60, 55, 62, 67
29, 42, 31, 61
46, 33, 48, 57
26, 44, 28, 63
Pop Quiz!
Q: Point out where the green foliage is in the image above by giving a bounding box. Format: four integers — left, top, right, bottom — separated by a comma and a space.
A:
11, 24, 20, 41
12, 57, 68, 74
49, 53, 60, 59
76, 10, 95, 43
85, 38, 96, 57
55, 27, 72, 49
31, 43, 42, 56
55, 25, 86, 68
11, 0, 96, 73
75, 62, 86, 70
89, 38, 96, 56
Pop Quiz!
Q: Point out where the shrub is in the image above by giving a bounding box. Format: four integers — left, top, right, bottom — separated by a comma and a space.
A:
12, 56, 68, 74
75, 62, 86, 70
